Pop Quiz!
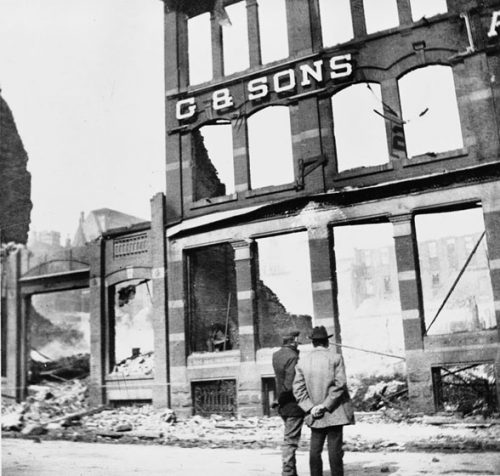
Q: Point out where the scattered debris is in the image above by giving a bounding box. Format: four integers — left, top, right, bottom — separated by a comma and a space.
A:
110, 351, 154, 377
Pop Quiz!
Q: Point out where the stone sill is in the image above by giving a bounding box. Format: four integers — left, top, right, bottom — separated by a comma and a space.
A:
106, 374, 154, 382
401, 148, 468, 167
333, 162, 394, 181
190, 193, 238, 210
244, 182, 296, 198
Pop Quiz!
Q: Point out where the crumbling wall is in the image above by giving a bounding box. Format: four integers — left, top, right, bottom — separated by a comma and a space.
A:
192, 128, 226, 200
0, 92, 32, 244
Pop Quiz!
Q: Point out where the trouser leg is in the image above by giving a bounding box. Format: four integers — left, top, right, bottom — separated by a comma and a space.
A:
282, 416, 303, 476
326, 426, 344, 476
309, 427, 327, 476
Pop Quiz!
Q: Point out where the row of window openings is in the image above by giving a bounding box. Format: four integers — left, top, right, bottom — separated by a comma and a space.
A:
193, 65, 463, 200
185, 208, 495, 357
188, 0, 448, 85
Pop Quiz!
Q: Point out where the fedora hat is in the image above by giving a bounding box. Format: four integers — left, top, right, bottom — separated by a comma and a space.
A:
309, 326, 332, 340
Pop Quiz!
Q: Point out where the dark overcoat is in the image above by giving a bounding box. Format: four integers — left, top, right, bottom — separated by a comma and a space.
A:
272, 345, 305, 418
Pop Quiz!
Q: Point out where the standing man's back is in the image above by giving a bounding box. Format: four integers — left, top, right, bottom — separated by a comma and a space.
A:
272, 330, 305, 476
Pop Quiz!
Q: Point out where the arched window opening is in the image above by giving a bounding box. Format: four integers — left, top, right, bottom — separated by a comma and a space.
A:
193, 122, 235, 201
257, 0, 288, 64
222, 1, 249, 75
398, 65, 463, 158
248, 106, 294, 189
363, 0, 399, 34
319, 0, 354, 47
188, 12, 212, 85
331, 82, 390, 172
410, 0, 447, 21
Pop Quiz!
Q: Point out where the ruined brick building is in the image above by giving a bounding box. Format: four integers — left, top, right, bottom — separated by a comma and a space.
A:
2, 0, 500, 416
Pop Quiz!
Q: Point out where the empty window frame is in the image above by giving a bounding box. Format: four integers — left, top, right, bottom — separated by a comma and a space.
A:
111, 280, 154, 375
257, 0, 288, 64
248, 106, 294, 189
398, 65, 463, 158
193, 122, 235, 201
331, 83, 390, 172
255, 232, 314, 348
319, 0, 354, 47
188, 12, 213, 85
222, 1, 250, 75
187, 244, 238, 353
363, 0, 399, 34
415, 208, 496, 336
410, 0, 447, 21
333, 223, 405, 378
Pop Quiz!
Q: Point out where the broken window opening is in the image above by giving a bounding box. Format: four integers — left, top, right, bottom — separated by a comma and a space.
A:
255, 232, 313, 349
410, 0, 447, 22
248, 106, 294, 189
193, 122, 235, 201
319, 0, 354, 47
432, 363, 498, 415
257, 0, 288, 64
415, 208, 496, 336
333, 223, 406, 381
111, 280, 154, 377
398, 65, 463, 158
331, 83, 390, 172
363, 0, 399, 34
222, 1, 249, 76
187, 243, 238, 353
188, 12, 213, 86
29, 290, 90, 383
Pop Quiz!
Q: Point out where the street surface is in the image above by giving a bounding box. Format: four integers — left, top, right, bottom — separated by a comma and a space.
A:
2, 438, 500, 475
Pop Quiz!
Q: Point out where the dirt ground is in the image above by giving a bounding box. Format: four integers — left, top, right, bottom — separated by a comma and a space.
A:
3, 438, 500, 476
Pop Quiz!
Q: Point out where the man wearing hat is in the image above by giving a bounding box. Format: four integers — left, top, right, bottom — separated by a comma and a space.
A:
293, 326, 354, 476
272, 329, 305, 476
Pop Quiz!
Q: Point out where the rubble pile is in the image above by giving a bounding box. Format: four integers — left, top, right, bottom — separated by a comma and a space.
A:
30, 353, 90, 382
110, 352, 154, 377
350, 377, 408, 412
2, 379, 500, 451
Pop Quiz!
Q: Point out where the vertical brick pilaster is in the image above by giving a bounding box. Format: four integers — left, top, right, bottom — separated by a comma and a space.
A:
380, 78, 406, 163
350, 0, 367, 38
308, 225, 338, 341
294, 98, 325, 192
286, 0, 313, 56
247, 0, 261, 67
167, 240, 189, 413
233, 119, 249, 195
88, 240, 106, 406
396, 0, 412, 26
309, 0, 323, 51
181, 132, 193, 207
5, 250, 23, 400
150, 193, 169, 408
482, 184, 500, 406
232, 240, 257, 360
211, 11, 223, 79
391, 216, 434, 413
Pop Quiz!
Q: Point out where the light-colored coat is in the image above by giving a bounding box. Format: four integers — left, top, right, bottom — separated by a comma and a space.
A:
293, 346, 355, 428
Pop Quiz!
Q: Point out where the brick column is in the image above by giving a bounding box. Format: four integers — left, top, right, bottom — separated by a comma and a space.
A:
150, 193, 169, 408
396, 0, 412, 26
167, 242, 190, 415
246, 0, 261, 68
350, 0, 367, 38
88, 239, 106, 406
286, 0, 313, 56
5, 250, 23, 400
391, 215, 434, 413
232, 240, 261, 416
482, 184, 500, 405
308, 225, 338, 341
211, 11, 223, 79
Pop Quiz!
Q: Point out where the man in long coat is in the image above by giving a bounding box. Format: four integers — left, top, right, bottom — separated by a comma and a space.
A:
293, 326, 354, 476
272, 329, 305, 476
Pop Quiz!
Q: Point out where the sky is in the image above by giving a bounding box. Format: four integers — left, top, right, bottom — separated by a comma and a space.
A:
0, 0, 165, 240
0, 0, 455, 243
